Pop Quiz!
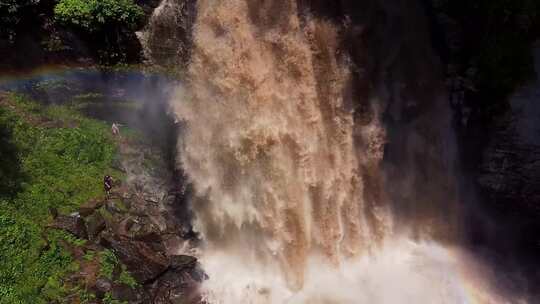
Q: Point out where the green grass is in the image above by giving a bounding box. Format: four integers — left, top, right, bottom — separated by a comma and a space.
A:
103, 292, 128, 304
99, 249, 118, 280
99, 249, 138, 289
0, 93, 118, 303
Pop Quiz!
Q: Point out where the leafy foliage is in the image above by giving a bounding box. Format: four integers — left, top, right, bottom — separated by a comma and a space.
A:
0, 93, 117, 303
54, 0, 144, 31
118, 265, 138, 288
103, 292, 128, 304
99, 249, 118, 280
99, 249, 138, 289
0, 108, 23, 197
53, 0, 145, 63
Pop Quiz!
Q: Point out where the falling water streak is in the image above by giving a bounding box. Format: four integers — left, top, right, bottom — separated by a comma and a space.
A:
170, 0, 507, 303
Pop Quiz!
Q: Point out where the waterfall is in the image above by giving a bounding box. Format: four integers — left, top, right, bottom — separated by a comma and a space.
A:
165, 0, 512, 302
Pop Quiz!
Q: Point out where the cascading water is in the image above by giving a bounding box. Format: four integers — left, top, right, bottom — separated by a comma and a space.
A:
167, 0, 513, 302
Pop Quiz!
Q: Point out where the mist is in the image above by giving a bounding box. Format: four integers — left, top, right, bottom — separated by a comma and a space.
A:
166, 0, 520, 303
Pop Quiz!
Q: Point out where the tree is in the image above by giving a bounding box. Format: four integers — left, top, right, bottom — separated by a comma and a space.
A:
54, 0, 144, 32
54, 0, 145, 63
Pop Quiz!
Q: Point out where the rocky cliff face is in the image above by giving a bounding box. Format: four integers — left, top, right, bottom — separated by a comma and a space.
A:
425, 1, 540, 297
469, 45, 540, 294
138, 0, 196, 69
479, 46, 540, 207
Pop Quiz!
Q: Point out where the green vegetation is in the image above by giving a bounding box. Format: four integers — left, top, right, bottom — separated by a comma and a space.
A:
99, 249, 138, 289
1, 0, 146, 65
103, 292, 128, 304
99, 249, 118, 280
118, 265, 138, 289
0, 93, 117, 303
53, 0, 145, 63
54, 0, 144, 32
0, 108, 22, 197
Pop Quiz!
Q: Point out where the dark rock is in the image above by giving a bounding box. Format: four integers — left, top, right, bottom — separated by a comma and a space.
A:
139, 0, 197, 68
111, 156, 127, 174
162, 234, 187, 256
111, 283, 144, 303
86, 212, 106, 240
79, 198, 105, 217
51, 214, 88, 239
169, 255, 197, 270
100, 232, 169, 283
146, 269, 201, 304
105, 200, 128, 214
125, 216, 162, 242
188, 264, 209, 283
94, 278, 113, 298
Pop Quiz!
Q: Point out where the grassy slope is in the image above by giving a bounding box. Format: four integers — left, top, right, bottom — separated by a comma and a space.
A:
0, 93, 120, 303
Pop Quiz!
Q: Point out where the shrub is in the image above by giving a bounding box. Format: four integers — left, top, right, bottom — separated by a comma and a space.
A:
99, 249, 118, 280
54, 0, 144, 32
0, 108, 23, 197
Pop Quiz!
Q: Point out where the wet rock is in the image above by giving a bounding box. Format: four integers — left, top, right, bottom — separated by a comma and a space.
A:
94, 278, 113, 298
105, 200, 129, 214
113, 185, 133, 202
169, 255, 197, 270
79, 198, 105, 217
86, 212, 106, 240
138, 0, 197, 68
51, 214, 88, 239
100, 232, 169, 283
146, 269, 201, 304
188, 264, 209, 283
126, 216, 162, 241
162, 234, 189, 256
111, 283, 145, 303
111, 155, 127, 173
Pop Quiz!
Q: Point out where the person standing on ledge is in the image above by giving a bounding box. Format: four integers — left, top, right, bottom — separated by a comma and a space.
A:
104, 175, 114, 198
111, 122, 123, 136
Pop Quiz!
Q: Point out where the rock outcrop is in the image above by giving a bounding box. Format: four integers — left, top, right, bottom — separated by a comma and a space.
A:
137, 0, 197, 69
50, 127, 202, 303
50, 214, 88, 239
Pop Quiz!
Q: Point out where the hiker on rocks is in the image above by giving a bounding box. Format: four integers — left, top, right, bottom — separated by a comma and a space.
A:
111, 122, 122, 136
104, 175, 114, 197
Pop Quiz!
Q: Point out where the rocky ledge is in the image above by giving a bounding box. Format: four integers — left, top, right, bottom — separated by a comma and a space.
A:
49, 132, 203, 304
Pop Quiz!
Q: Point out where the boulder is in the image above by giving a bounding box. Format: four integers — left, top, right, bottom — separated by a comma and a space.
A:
169, 255, 197, 270
146, 268, 202, 304
51, 214, 88, 239
111, 283, 145, 303
94, 278, 113, 298
99, 232, 169, 283
105, 200, 129, 214
79, 198, 105, 217
125, 216, 162, 241
86, 212, 106, 240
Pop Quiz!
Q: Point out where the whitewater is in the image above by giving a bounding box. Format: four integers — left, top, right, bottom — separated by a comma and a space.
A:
170, 0, 512, 303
